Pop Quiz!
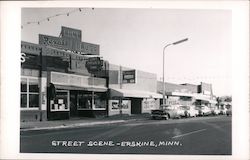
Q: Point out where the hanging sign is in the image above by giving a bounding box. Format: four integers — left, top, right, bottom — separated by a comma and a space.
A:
85, 57, 103, 72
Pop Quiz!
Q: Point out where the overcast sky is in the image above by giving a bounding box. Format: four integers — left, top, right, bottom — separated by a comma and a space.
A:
21, 8, 232, 96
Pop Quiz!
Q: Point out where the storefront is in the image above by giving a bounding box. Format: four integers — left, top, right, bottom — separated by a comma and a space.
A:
109, 88, 161, 115
21, 41, 47, 122
21, 26, 109, 121
47, 71, 108, 120
165, 92, 195, 106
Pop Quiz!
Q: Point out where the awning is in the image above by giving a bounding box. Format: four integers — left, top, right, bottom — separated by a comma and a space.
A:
55, 84, 108, 92
193, 94, 212, 102
110, 88, 162, 99
165, 91, 194, 97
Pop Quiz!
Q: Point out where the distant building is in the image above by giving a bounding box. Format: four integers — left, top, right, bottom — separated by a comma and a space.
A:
157, 81, 216, 107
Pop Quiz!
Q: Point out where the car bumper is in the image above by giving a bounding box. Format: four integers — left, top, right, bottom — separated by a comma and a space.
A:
151, 114, 168, 119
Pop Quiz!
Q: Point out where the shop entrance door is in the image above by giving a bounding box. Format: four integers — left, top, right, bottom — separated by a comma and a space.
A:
70, 90, 78, 117
131, 98, 142, 114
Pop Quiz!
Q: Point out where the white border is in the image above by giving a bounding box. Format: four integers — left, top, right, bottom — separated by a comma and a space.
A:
0, 1, 249, 160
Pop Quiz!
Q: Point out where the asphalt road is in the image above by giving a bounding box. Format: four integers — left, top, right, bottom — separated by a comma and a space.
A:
20, 115, 232, 155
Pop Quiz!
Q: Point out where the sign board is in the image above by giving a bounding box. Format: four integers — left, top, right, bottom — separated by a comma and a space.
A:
81, 42, 100, 55
61, 26, 82, 40
122, 70, 136, 83
85, 57, 103, 72
39, 34, 99, 55
39, 34, 77, 51
21, 53, 40, 69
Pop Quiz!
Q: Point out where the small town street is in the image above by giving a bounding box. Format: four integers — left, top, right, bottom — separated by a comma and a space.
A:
20, 116, 231, 155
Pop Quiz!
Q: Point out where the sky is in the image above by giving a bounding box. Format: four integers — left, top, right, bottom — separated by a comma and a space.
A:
21, 8, 232, 96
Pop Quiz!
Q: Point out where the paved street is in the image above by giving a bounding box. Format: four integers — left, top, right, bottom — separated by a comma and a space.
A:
20, 116, 231, 155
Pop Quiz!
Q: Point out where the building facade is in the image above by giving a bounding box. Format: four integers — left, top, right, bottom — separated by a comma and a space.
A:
157, 81, 217, 108
108, 64, 162, 116
21, 26, 218, 122
21, 26, 109, 121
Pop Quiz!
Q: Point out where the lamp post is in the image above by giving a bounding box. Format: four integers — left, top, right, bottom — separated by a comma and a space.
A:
162, 38, 188, 108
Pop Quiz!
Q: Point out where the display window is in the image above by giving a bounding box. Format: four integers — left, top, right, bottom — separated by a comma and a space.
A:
77, 91, 106, 110
77, 92, 92, 110
109, 99, 130, 111
21, 77, 39, 109
50, 90, 69, 112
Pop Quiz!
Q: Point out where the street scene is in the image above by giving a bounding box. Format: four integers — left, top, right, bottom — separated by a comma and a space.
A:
21, 115, 231, 154
20, 8, 232, 155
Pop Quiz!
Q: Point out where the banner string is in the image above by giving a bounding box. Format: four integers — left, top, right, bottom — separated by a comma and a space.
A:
21, 8, 95, 29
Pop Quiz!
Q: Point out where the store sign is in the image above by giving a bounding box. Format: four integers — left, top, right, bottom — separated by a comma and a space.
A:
61, 26, 82, 40
81, 42, 100, 55
39, 34, 99, 55
39, 34, 79, 51
85, 57, 103, 72
111, 100, 119, 110
122, 70, 136, 83
21, 53, 26, 63
142, 99, 156, 110
109, 100, 130, 110
21, 52, 40, 69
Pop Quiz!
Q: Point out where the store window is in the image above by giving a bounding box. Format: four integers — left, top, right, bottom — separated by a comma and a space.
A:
78, 92, 92, 110
93, 93, 106, 110
77, 91, 106, 110
21, 77, 39, 109
50, 90, 69, 111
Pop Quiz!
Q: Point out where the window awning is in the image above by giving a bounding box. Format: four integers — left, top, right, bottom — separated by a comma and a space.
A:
193, 94, 212, 102
110, 88, 162, 99
165, 91, 194, 97
55, 84, 108, 92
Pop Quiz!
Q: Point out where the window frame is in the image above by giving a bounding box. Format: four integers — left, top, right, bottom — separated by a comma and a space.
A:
21, 76, 39, 110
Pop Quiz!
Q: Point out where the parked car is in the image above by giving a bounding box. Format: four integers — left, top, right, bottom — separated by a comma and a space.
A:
151, 105, 182, 120
196, 105, 212, 116
182, 105, 199, 117
211, 108, 220, 115
219, 108, 227, 115
176, 106, 187, 118
226, 107, 232, 116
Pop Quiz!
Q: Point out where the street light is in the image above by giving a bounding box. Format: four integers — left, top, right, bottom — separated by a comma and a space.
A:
162, 38, 188, 108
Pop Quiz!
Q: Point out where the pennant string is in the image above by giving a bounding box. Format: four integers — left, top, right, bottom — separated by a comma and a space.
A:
21, 8, 93, 29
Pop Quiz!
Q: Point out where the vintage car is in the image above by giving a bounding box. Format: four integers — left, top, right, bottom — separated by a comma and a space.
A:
196, 105, 212, 116
151, 105, 183, 120
219, 108, 227, 115
181, 105, 199, 117
226, 107, 232, 116
211, 108, 220, 115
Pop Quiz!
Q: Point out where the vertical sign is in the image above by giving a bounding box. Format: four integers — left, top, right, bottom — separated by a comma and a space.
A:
61, 26, 82, 41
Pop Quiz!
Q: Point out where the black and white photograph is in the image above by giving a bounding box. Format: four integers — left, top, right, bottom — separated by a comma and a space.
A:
0, 1, 249, 160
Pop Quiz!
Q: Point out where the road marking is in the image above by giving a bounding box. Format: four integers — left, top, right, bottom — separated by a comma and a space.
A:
172, 128, 207, 139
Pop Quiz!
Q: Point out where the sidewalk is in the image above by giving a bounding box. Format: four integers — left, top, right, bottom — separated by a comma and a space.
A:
20, 114, 150, 131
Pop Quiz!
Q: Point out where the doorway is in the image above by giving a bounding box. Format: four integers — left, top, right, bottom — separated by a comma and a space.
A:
131, 98, 142, 114
70, 90, 78, 117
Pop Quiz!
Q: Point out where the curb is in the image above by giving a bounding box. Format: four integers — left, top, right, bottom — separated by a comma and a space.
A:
20, 120, 126, 132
